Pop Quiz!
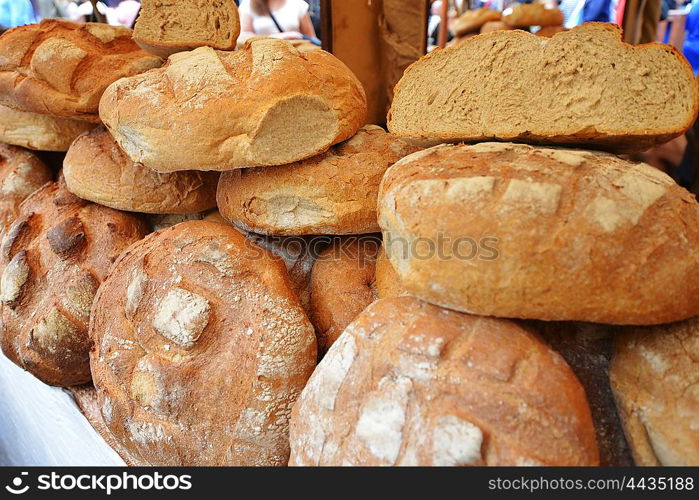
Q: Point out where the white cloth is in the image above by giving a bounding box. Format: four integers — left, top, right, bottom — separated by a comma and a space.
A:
239, 0, 309, 35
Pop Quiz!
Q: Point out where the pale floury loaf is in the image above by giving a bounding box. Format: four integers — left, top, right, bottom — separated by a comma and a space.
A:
0, 181, 148, 386
90, 221, 317, 465
0, 105, 94, 152
100, 38, 367, 172
217, 126, 421, 235
63, 128, 219, 214
134, 0, 241, 58
610, 317, 699, 466
388, 23, 699, 152
289, 297, 599, 466
0, 20, 162, 122
378, 142, 699, 324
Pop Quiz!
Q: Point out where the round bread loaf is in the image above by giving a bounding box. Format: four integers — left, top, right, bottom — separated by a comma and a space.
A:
63, 128, 219, 214
0, 181, 148, 386
378, 142, 699, 324
453, 8, 501, 36
90, 221, 317, 465
375, 244, 407, 299
217, 126, 421, 235
0, 20, 162, 122
610, 317, 699, 466
0, 105, 95, 152
0, 144, 53, 236
308, 236, 379, 356
289, 296, 600, 466
100, 38, 367, 172
502, 3, 564, 27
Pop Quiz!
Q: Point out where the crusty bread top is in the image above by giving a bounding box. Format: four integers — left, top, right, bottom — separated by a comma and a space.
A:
388, 23, 699, 152
290, 296, 599, 466
63, 127, 219, 214
502, 2, 564, 27
0, 20, 162, 122
100, 38, 367, 172
134, 0, 241, 58
453, 8, 501, 36
610, 317, 699, 466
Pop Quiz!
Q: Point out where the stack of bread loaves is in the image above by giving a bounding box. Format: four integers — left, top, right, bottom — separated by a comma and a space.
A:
1, 11, 698, 467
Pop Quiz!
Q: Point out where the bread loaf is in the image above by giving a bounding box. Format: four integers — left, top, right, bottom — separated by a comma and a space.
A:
100, 38, 367, 172
289, 296, 599, 466
388, 23, 698, 152
308, 236, 379, 356
610, 317, 699, 466
502, 3, 564, 27
0, 144, 53, 236
480, 21, 514, 33
0, 181, 148, 386
0, 20, 162, 122
453, 8, 501, 36
217, 126, 421, 235
89, 221, 316, 465
536, 322, 633, 466
147, 212, 205, 232
0, 105, 94, 152
63, 128, 219, 214
378, 142, 699, 324
375, 244, 407, 299
134, 0, 240, 58
536, 25, 568, 37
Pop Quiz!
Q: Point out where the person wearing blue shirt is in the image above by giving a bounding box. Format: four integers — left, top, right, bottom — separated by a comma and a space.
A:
684, 0, 699, 74
0, 0, 36, 29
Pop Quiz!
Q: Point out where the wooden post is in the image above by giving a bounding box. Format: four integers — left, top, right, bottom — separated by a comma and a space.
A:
90, 0, 107, 24
438, 0, 449, 48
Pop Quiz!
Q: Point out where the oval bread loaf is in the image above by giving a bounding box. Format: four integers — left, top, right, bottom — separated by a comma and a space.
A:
388, 23, 699, 152
378, 142, 699, 324
0, 105, 95, 152
453, 8, 501, 36
0, 20, 162, 122
0, 181, 148, 386
610, 317, 699, 466
100, 38, 367, 172
289, 296, 600, 466
502, 2, 564, 27
90, 221, 317, 465
63, 128, 219, 214
217, 126, 421, 235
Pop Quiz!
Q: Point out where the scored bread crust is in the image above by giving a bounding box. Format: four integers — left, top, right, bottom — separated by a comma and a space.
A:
100, 38, 367, 172
0, 105, 95, 152
0, 144, 53, 236
0, 180, 148, 387
289, 296, 600, 466
610, 317, 699, 466
63, 128, 219, 214
502, 3, 564, 27
216, 126, 421, 235
0, 19, 162, 122
134, 0, 241, 58
308, 236, 380, 356
388, 23, 699, 153
378, 142, 699, 325
89, 221, 317, 466
453, 8, 502, 36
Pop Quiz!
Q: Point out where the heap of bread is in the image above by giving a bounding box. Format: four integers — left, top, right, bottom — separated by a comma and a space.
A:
0, 0, 697, 467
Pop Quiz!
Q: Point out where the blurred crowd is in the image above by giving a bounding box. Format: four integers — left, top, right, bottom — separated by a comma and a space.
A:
0, 0, 141, 29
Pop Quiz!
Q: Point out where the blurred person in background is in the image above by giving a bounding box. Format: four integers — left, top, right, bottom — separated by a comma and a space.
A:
0, 0, 36, 29
68, 0, 140, 27
238, 0, 316, 41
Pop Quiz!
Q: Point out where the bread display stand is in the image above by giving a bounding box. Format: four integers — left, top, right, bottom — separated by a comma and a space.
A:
0, 352, 124, 466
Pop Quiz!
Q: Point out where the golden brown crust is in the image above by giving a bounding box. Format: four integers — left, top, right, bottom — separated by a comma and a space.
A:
0, 105, 95, 152
0, 20, 162, 122
0, 180, 148, 386
308, 236, 380, 356
610, 317, 699, 466
289, 296, 600, 466
100, 38, 367, 172
502, 3, 564, 27
479, 21, 514, 34
375, 243, 407, 299
378, 142, 699, 324
89, 221, 317, 465
217, 126, 421, 235
63, 128, 219, 214
536, 25, 568, 37
453, 8, 502, 36
0, 144, 53, 236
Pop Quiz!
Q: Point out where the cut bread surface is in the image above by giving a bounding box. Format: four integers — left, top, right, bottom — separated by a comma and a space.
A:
388, 23, 699, 152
